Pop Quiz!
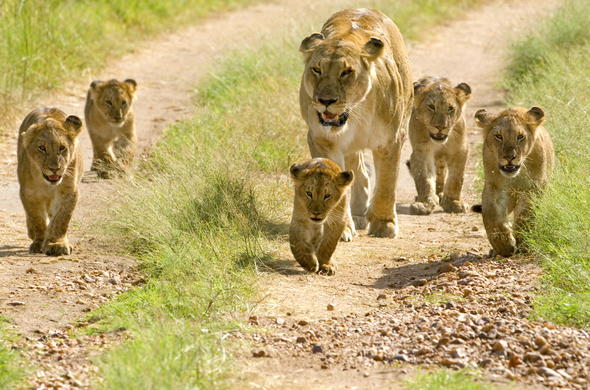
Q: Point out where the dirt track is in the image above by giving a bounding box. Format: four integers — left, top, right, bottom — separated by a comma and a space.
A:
2, 0, 585, 388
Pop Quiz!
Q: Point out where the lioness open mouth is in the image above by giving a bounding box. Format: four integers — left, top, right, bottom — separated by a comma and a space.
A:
500, 164, 520, 174
310, 217, 324, 222
317, 111, 349, 127
429, 132, 448, 142
43, 174, 62, 184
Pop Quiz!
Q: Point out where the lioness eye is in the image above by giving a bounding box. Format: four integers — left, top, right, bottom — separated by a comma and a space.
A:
122, 101, 127, 107
427, 104, 435, 112
59, 145, 66, 152
517, 134, 526, 141
340, 69, 353, 78
448, 106, 455, 113
311, 67, 321, 75
38, 145, 46, 152
106, 100, 113, 106
495, 134, 503, 141
306, 191, 313, 198
324, 194, 332, 200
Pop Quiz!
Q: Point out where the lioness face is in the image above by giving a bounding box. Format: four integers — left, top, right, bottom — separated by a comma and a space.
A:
23, 116, 82, 185
414, 79, 471, 144
475, 107, 544, 178
300, 34, 385, 130
291, 159, 353, 223
90, 79, 137, 126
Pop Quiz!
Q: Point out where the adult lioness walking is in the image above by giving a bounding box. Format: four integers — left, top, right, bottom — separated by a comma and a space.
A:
299, 8, 413, 240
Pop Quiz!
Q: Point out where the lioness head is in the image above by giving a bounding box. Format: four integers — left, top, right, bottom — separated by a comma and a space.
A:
413, 77, 471, 144
89, 79, 137, 125
290, 158, 353, 223
22, 111, 82, 185
475, 106, 545, 178
300, 33, 385, 129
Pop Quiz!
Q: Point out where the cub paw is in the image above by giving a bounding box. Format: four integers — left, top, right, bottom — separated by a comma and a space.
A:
441, 197, 468, 213
29, 240, 44, 254
318, 263, 336, 276
44, 241, 72, 256
368, 219, 398, 238
340, 223, 356, 242
352, 215, 368, 230
409, 201, 436, 215
296, 256, 319, 273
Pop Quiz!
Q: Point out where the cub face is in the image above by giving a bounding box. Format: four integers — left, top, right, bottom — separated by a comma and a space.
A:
300, 33, 385, 129
290, 158, 353, 223
475, 106, 545, 178
22, 115, 82, 185
89, 79, 137, 125
413, 77, 471, 144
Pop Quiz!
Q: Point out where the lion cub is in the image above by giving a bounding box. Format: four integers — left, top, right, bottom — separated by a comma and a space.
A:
84, 78, 137, 178
289, 158, 354, 275
17, 107, 83, 256
475, 106, 554, 257
408, 77, 472, 215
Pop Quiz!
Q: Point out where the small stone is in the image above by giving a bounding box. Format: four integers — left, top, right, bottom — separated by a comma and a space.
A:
392, 354, 409, 362
492, 340, 508, 353
25, 267, 38, 274
327, 304, 335, 311
537, 367, 562, 378
311, 344, 323, 354
377, 294, 387, 300
7, 301, 24, 306
276, 318, 285, 325
478, 359, 493, 367
252, 349, 267, 358
320, 364, 328, 370
534, 335, 548, 348
296, 336, 306, 344
248, 315, 258, 325
298, 319, 309, 326
440, 358, 465, 368
471, 226, 479, 232
509, 355, 522, 368
450, 348, 466, 358
412, 279, 427, 287
524, 352, 543, 363
439, 263, 457, 273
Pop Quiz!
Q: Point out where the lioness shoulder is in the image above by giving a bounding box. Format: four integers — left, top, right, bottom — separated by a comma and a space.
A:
84, 78, 137, 178
17, 107, 83, 256
475, 106, 554, 256
289, 158, 354, 275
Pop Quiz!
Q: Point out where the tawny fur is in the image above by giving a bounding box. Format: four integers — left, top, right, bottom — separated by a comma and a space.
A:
289, 158, 354, 275
475, 106, 554, 257
299, 8, 413, 241
408, 77, 471, 215
84, 78, 137, 178
17, 107, 83, 256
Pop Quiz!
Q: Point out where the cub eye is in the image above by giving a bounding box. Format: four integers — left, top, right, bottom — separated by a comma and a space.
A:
306, 191, 313, 198
448, 106, 455, 113
427, 104, 436, 112
517, 134, 526, 141
38, 145, 46, 152
494, 134, 503, 141
311, 67, 321, 75
340, 69, 353, 78
121, 101, 128, 107
324, 194, 332, 200
59, 145, 66, 152
106, 100, 113, 107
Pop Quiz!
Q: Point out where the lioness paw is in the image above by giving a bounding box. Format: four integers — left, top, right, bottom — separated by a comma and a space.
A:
368, 219, 398, 238
409, 201, 436, 215
318, 263, 337, 276
29, 240, 44, 254
44, 242, 72, 256
352, 215, 368, 230
441, 197, 468, 214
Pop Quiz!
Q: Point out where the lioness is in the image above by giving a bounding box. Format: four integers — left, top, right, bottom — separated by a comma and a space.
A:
408, 77, 472, 215
289, 158, 354, 275
299, 8, 413, 240
85, 78, 137, 178
475, 106, 554, 257
17, 107, 83, 256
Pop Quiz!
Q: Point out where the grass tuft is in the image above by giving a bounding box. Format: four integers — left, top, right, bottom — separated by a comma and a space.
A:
405, 369, 498, 390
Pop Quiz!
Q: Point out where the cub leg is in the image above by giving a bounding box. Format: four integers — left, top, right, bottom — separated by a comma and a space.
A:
345, 151, 370, 230
408, 148, 437, 215
289, 225, 320, 273
43, 191, 78, 256
21, 193, 47, 253
368, 141, 402, 238
316, 203, 347, 275
482, 185, 516, 257
91, 140, 118, 179
113, 128, 137, 168
440, 147, 469, 213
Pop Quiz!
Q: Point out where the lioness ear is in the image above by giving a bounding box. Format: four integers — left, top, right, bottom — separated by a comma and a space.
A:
474, 109, 494, 128
362, 37, 384, 60
526, 106, 545, 127
64, 115, 83, 137
290, 164, 306, 180
124, 78, 137, 93
455, 82, 472, 102
299, 33, 324, 53
336, 170, 354, 187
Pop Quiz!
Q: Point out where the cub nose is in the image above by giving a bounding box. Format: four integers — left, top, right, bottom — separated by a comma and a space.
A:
318, 98, 337, 107
504, 151, 516, 161
435, 125, 446, 131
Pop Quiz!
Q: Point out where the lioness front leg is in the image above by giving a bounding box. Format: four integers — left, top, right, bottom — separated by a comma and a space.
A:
345, 152, 370, 230
408, 149, 438, 215
513, 194, 533, 252
21, 194, 47, 253
368, 144, 402, 238
43, 191, 78, 256
440, 147, 468, 213
482, 188, 515, 257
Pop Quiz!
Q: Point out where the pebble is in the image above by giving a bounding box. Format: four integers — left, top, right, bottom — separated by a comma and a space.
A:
252, 349, 267, 358
492, 340, 508, 354
327, 304, 335, 311
7, 301, 25, 306
312, 344, 323, 354
537, 367, 562, 378
392, 354, 409, 362
439, 263, 457, 273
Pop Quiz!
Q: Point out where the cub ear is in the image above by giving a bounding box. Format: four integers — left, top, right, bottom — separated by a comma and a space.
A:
90, 80, 102, 90
454, 82, 472, 102
336, 170, 354, 187
124, 78, 137, 93
474, 109, 494, 128
290, 164, 306, 180
362, 37, 384, 60
526, 106, 545, 127
64, 115, 83, 136
299, 33, 324, 53
413, 81, 427, 95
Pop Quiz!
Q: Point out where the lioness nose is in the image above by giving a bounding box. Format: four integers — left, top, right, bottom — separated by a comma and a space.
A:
435, 125, 446, 131
319, 98, 337, 107
504, 151, 516, 161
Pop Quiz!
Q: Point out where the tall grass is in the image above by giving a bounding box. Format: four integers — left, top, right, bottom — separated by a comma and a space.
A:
94, 0, 486, 388
0, 0, 257, 126
504, 0, 590, 327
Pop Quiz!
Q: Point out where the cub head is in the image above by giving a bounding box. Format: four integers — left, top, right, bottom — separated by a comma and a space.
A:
413, 77, 471, 144
300, 32, 385, 130
290, 158, 353, 223
475, 106, 545, 178
89, 79, 137, 125
22, 111, 82, 185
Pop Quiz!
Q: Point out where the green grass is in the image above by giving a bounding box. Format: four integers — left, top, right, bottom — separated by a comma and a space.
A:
405, 369, 498, 390
0, 0, 257, 126
0, 320, 25, 389
504, 0, 590, 327
92, 0, 487, 388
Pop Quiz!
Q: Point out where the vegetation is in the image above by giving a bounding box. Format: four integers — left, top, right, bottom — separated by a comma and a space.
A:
504, 0, 590, 327
0, 0, 258, 125
0, 320, 24, 389
86, 0, 485, 387
405, 369, 498, 390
